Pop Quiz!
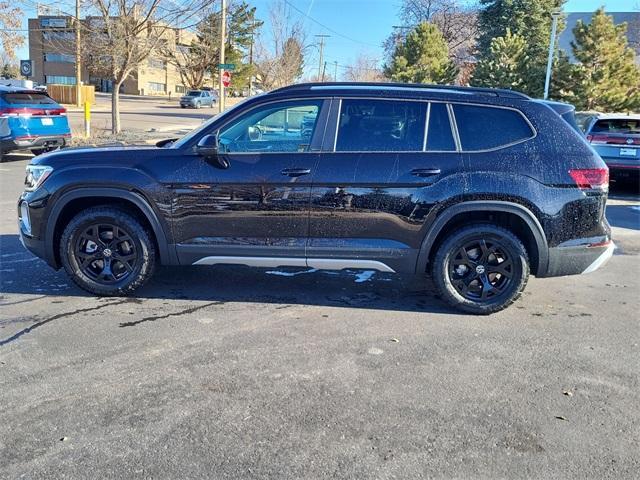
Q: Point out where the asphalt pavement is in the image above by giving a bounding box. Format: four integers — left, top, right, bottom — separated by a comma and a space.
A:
1, 157, 639, 479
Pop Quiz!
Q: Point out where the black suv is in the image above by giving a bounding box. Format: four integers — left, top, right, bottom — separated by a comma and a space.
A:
18, 83, 613, 314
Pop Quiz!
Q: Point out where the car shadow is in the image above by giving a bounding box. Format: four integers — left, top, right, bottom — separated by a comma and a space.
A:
0, 234, 453, 315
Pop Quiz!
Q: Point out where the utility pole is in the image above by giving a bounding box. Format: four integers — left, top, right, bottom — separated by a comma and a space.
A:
333, 61, 338, 82
75, 0, 81, 107
218, 0, 227, 113
544, 11, 561, 100
321, 61, 327, 82
315, 34, 330, 81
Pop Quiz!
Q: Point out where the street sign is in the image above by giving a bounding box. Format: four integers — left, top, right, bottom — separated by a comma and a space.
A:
218, 63, 236, 71
222, 71, 231, 87
20, 60, 33, 78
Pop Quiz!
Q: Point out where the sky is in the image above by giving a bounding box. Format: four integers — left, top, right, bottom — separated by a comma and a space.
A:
15, 0, 639, 78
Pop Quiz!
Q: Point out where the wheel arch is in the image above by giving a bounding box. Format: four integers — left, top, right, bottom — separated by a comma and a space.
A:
416, 201, 549, 276
46, 188, 173, 269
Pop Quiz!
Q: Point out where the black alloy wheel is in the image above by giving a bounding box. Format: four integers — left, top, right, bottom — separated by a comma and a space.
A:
73, 223, 138, 284
448, 238, 514, 301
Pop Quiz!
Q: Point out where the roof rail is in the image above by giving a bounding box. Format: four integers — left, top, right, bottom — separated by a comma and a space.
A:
270, 82, 530, 99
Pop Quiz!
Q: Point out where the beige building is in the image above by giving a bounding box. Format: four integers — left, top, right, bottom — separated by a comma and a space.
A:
28, 15, 206, 96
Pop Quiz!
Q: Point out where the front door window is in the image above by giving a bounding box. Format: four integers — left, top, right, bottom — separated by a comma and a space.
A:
218, 101, 322, 153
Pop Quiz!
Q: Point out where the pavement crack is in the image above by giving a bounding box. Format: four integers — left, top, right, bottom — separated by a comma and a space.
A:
119, 301, 225, 327
0, 299, 127, 347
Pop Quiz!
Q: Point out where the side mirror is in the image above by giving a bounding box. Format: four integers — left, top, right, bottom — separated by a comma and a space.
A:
195, 134, 229, 169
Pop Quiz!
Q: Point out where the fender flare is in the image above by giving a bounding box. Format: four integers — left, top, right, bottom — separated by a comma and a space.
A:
415, 200, 549, 275
45, 187, 173, 268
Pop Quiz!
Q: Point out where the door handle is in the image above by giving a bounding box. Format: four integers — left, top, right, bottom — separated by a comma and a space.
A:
411, 168, 441, 177
281, 168, 311, 177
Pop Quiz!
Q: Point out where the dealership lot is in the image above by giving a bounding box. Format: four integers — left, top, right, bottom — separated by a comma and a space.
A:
1, 158, 639, 478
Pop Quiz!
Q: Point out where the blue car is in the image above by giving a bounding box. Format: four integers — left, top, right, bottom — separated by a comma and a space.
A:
0, 85, 71, 160
578, 112, 640, 184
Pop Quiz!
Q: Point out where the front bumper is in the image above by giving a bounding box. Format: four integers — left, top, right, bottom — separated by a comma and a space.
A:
544, 238, 615, 277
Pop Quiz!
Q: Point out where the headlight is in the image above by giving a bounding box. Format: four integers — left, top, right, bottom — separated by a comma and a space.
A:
24, 165, 53, 192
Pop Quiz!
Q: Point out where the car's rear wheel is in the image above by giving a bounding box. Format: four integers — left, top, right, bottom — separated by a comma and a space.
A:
60, 207, 156, 296
432, 224, 529, 314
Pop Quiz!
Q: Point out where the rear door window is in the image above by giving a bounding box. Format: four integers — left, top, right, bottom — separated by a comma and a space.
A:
453, 104, 534, 151
2, 93, 57, 105
426, 103, 456, 151
335, 99, 427, 152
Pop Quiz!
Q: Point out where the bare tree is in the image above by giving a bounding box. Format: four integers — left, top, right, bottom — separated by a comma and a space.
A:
343, 53, 385, 82
0, 2, 24, 64
385, 0, 478, 64
83, 0, 212, 133
254, 0, 306, 90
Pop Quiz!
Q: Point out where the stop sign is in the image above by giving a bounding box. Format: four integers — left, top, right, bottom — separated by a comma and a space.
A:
222, 71, 231, 87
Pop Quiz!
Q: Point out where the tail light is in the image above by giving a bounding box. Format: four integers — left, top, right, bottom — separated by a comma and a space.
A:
586, 134, 640, 145
569, 168, 609, 191
0, 107, 66, 117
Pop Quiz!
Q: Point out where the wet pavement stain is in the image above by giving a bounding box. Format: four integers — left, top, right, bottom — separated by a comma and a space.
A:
0, 299, 128, 346
119, 301, 225, 327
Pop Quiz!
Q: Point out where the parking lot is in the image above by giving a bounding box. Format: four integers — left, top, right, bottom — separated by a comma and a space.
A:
1, 157, 639, 478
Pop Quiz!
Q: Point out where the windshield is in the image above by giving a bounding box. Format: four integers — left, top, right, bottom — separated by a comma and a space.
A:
592, 118, 640, 134
186, 91, 201, 96
2, 92, 57, 105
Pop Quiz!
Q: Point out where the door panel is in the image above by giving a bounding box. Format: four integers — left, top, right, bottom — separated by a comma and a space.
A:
171, 99, 327, 265
308, 98, 465, 273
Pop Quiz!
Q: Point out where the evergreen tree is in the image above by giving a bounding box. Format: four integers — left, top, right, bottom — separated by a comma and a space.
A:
476, 0, 565, 96
563, 8, 640, 112
472, 29, 529, 91
384, 22, 458, 84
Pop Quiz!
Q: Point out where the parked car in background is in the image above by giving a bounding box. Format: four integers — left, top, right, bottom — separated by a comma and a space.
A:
0, 85, 70, 161
180, 90, 216, 109
18, 82, 613, 314
579, 113, 640, 184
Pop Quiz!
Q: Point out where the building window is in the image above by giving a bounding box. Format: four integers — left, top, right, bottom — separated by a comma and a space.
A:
175, 85, 186, 93
44, 53, 75, 63
148, 82, 166, 93
148, 58, 166, 69
43, 31, 75, 41
45, 75, 77, 85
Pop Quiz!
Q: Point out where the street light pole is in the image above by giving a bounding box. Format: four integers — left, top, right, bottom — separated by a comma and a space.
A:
544, 11, 561, 100
218, 0, 226, 113
75, 0, 81, 107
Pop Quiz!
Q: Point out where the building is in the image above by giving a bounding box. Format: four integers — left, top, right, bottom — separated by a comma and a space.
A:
28, 15, 208, 96
558, 12, 640, 64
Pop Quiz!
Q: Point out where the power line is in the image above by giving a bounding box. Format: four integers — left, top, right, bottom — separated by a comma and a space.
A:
283, 0, 380, 48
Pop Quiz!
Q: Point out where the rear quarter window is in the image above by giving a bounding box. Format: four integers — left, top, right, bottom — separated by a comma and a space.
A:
2, 93, 57, 105
453, 104, 534, 151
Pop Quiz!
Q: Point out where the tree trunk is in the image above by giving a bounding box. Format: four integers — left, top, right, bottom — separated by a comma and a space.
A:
111, 80, 123, 134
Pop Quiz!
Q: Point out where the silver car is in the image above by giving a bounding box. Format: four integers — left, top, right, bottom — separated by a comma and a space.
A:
180, 90, 217, 109
579, 113, 640, 183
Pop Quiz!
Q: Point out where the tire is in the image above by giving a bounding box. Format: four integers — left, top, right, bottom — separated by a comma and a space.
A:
195, 101, 201, 109
180, 105, 186, 109
432, 224, 529, 315
60, 206, 156, 296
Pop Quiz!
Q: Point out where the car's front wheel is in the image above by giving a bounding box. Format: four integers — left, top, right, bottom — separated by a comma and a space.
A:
432, 224, 529, 314
60, 207, 156, 296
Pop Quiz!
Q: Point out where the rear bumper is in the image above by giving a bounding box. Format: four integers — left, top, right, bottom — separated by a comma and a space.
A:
543, 239, 615, 277
1, 134, 69, 152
